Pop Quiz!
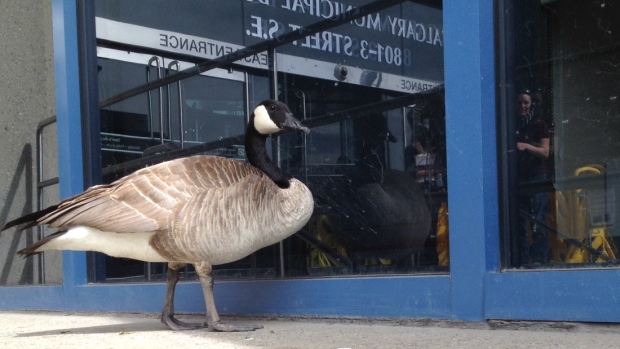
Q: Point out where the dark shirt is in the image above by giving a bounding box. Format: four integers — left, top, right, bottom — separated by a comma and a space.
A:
516, 115, 550, 179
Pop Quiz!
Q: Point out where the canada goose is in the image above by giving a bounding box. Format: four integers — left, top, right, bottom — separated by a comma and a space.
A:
1, 100, 314, 332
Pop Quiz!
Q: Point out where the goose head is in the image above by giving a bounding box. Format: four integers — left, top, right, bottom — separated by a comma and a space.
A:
251, 100, 310, 136
246, 100, 309, 189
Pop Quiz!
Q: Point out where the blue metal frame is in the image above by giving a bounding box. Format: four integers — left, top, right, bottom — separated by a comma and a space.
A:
486, 270, 620, 322
61, 277, 452, 318
444, 0, 499, 321
53, 0, 89, 311
2, 0, 619, 323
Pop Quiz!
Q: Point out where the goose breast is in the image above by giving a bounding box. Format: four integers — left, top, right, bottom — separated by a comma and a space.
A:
151, 177, 313, 264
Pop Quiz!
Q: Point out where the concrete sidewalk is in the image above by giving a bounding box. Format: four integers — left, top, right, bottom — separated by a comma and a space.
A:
1, 311, 620, 349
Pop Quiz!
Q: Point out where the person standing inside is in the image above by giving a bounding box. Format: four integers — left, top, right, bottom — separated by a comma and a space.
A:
516, 89, 551, 266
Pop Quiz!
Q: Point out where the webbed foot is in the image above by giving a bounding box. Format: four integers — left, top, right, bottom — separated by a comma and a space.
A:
207, 321, 264, 332
161, 314, 207, 331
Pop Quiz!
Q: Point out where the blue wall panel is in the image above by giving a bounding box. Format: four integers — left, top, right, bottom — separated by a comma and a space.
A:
486, 270, 620, 322
65, 276, 452, 319
443, 0, 498, 321
0, 286, 64, 311
51, 0, 89, 311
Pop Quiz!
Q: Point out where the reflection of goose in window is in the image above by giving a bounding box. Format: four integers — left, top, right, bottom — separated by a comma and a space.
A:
311, 113, 431, 262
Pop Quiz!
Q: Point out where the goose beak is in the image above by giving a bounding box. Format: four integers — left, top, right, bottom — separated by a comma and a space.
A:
282, 113, 310, 134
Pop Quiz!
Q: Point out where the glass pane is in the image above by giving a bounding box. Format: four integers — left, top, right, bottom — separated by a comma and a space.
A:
499, 0, 620, 269
277, 75, 447, 276
93, 0, 445, 281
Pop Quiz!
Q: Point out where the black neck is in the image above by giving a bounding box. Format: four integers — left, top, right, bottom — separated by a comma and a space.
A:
245, 124, 291, 189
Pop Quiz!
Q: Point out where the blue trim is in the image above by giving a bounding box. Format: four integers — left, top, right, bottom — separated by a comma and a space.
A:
443, 0, 498, 321
486, 270, 620, 322
0, 286, 65, 310
52, 0, 89, 309
53, 0, 83, 198
65, 276, 452, 318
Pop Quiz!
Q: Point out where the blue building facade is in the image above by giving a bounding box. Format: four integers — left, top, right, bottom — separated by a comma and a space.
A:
1, 0, 619, 323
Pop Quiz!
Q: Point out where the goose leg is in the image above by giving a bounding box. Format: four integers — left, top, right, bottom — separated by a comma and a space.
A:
195, 261, 263, 332
161, 262, 206, 330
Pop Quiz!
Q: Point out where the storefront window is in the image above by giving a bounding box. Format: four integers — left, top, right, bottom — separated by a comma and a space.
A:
499, 0, 620, 269
93, 0, 445, 282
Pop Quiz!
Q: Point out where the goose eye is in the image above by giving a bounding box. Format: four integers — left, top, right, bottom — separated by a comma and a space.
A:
269, 104, 276, 111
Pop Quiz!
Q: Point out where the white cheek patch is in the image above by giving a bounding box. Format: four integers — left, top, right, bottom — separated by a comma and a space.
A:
253, 105, 281, 135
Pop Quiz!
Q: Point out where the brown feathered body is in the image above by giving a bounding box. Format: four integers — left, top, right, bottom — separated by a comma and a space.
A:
2, 99, 313, 333
17, 155, 314, 265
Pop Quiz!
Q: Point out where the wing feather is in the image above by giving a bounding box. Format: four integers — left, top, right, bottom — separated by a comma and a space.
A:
34, 155, 260, 233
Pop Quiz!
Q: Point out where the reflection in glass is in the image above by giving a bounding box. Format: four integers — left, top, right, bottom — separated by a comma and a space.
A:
516, 89, 552, 266
93, 0, 447, 281
501, 0, 620, 269
277, 76, 446, 276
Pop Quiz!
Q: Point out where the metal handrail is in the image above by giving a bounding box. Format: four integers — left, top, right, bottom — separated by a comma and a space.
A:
146, 56, 164, 143
167, 61, 184, 148
36, 115, 59, 284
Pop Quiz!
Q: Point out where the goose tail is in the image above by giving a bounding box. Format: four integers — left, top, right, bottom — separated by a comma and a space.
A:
1, 205, 59, 232
16, 231, 67, 258
2, 205, 67, 258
